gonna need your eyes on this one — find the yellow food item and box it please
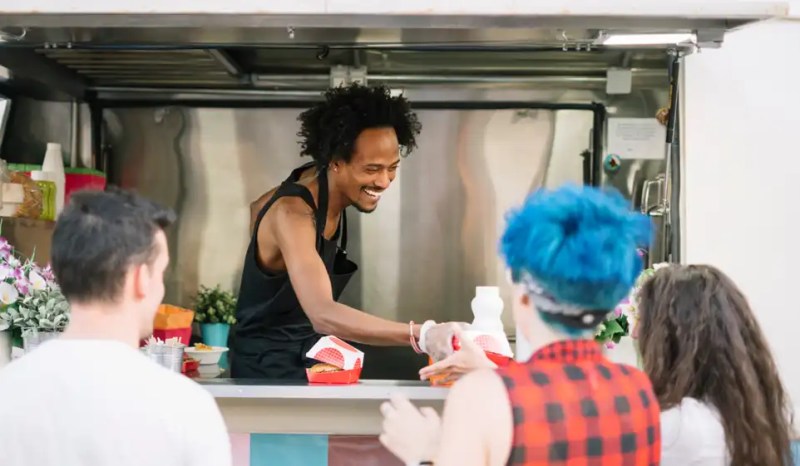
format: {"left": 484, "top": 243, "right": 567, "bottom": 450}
{"left": 194, "top": 343, "right": 213, "bottom": 351}
{"left": 309, "top": 363, "right": 341, "bottom": 373}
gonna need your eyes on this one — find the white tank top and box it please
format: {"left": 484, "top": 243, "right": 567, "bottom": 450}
{"left": 660, "top": 397, "right": 728, "bottom": 466}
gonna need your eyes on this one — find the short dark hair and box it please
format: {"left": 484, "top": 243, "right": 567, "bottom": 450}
{"left": 297, "top": 83, "right": 422, "bottom": 166}
{"left": 51, "top": 187, "right": 176, "bottom": 303}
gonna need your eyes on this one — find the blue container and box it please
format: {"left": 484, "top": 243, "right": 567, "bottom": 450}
{"left": 200, "top": 323, "right": 230, "bottom": 348}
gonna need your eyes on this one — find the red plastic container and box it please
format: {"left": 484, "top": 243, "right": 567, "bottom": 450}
{"left": 150, "top": 328, "right": 192, "bottom": 346}
{"left": 427, "top": 336, "right": 513, "bottom": 386}
{"left": 64, "top": 168, "right": 106, "bottom": 204}
{"left": 7, "top": 164, "right": 106, "bottom": 207}
{"left": 306, "top": 359, "right": 363, "bottom": 385}
{"left": 305, "top": 336, "right": 364, "bottom": 385}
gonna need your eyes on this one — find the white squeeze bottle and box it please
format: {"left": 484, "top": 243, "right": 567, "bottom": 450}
{"left": 459, "top": 286, "right": 514, "bottom": 358}
{"left": 41, "top": 142, "right": 66, "bottom": 216}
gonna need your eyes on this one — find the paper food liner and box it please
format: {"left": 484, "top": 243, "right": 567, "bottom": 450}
{"left": 306, "top": 336, "right": 364, "bottom": 370}
{"left": 459, "top": 331, "right": 514, "bottom": 358}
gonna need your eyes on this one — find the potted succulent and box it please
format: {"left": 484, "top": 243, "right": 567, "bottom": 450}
{"left": 9, "top": 287, "right": 70, "bottom": 351}
{"left": 193, "top": 285, "right": 237, "bottom": 348}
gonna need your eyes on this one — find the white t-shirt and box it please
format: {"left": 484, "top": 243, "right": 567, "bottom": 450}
{"left": 0, "top": 339, "right": 232, "bottom": 466}
{"left": 660, "top": 397, "right": 728, "bottom": 466}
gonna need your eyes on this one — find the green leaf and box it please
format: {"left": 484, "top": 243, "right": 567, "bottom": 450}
{"left": 604, "top": 319, "right": 624, "bottom": 334}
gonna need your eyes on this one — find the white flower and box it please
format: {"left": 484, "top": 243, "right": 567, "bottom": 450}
{"left": 0, "top": 281, "right": 19, "bottom": 305}
{"left": 28, "top": 270, "right": 47, "bottom": 291}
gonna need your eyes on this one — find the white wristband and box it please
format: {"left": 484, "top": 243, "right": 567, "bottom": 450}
{"left": 417, "top": 320, "right": 437, "bottom": 354}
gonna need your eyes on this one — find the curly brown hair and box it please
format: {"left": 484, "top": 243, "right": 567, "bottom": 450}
{"left": 637, "top": 264, "right": 793, "bottom": 465}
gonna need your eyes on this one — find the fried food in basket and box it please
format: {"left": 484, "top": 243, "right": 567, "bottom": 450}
{"left": 309, "top": 363, "right": 342, "bottom": 373}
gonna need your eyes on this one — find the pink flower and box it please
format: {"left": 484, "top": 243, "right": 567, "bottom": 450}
{"left": 605, "top": 342, "right": 616, "bottom": 349}
{"left": 41, "top": 264, "right": 55, "bottom": 282}
{"left": 15, "top": 278, "right": 30, "bottom": 296}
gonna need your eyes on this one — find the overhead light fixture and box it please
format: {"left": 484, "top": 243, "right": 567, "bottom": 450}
{"left": 595, "top": 33, "right": 696, "bottom": 46}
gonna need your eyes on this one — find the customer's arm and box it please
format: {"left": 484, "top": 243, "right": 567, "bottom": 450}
{"left": 380, "top": 369, "right": 512, "bottom": 466}
{"left": 434, "top": 370, "right": 512, "bottom": 466}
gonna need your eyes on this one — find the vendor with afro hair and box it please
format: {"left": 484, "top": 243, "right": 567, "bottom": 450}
{"left": 231, "top": 84, "right": 459, "bottom": 379}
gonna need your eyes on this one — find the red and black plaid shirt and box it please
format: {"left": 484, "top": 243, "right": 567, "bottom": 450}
{"left": 497, "top": 339, "right": 660, "bottom": 465}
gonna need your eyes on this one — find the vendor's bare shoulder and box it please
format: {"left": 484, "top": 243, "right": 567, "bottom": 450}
{"left": 248, "top": 165, "right": 317, "bottom": 232}
{"left": 248, "top": 165, "right": 324, "bottom": 272}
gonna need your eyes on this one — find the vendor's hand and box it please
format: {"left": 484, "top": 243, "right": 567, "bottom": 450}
{"left": 422, "top": 322, "right": 469, "bottom": 361}
{"left": 379, "top": 393, "right": 441, "bottom": 465}
{"left": 419, "top": 326, "right": 496, "bottom": 385}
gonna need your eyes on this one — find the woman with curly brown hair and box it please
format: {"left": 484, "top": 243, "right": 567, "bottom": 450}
{"left": 636, "top": 264, "right": 794, "bottom": 465}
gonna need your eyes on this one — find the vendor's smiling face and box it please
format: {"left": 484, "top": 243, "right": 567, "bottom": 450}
{"left": 330, "top": 127, "right": 400, "bottom": 213}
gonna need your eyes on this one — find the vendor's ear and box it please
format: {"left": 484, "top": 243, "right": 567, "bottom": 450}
{"left": 330, "top": 159, "right": 345, "bottom": 173}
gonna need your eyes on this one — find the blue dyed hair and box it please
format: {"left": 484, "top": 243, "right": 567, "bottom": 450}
{"left": 500, "top": 184, "right": 652, "bottom": 311}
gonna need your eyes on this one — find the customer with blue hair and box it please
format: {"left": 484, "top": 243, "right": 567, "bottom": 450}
{"left": 379, "top": 184, "right": 661, "bottom": 466}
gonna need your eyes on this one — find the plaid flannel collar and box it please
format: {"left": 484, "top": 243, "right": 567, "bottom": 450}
{"left": 529, "top": 339, "right": 603, "bottom": 364}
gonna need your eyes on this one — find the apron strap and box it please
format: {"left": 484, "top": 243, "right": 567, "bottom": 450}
{"left": 252, "top": 164, "right": 327, "bottom": 255}
{"left": 315, "top": 168, "right": 330, "bottom": 252}
{"left": 339, "top": 210, "right": 348, "bottom": 252}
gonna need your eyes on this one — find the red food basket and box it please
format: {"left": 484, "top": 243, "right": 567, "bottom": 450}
{"left": 305, "top": 336, "right": 364, "bottom": 385}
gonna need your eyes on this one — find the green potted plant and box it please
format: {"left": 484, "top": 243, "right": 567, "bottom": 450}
{"left": 6, "top": 286, "right": 70, "bottom": 352}
{"left": 193, "top": 285, "right": 237, "bottom": 348}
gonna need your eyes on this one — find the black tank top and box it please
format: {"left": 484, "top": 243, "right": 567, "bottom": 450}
{"left": 230, "top": 163, "right": 358, "bottom": 379}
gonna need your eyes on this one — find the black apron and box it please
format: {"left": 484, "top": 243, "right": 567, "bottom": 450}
{"left": 230, "top": 163, "right": 358, "bottom": 379}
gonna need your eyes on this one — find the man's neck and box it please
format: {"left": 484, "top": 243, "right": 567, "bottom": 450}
{"left": 319, "top": 168, "right": 350, "bottom": 217}
{"left": 60, "top": 302, "right": 142, "bottom": 348}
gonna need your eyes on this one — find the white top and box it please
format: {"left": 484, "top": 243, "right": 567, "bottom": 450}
{"left": 0, "top": 339, "right": 232, "bottom": 466}
{"left": 660, "top": 397, "right": 728, "bottom": 466}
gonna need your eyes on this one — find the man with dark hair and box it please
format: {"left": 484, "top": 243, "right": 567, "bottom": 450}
{"left": 0, "top": 188, "right": 232, "bottom": 466}
{"left": 232, "top": 84, "right": 457, "bottom": 379}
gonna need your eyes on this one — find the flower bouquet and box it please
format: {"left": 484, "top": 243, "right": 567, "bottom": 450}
{"left": 595, "top": 262, "right": 667, "bottom": 348}
{"left": 0, "top": 236, "right": 68, "bottom": 351}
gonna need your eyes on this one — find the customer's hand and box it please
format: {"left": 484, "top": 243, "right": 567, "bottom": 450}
{"left": 421, "top": 322, "right": 469, "bottom": 362}
{"left": 419, "top": 326, "right": 496, "bottom": 385}
{"left": 379, "top": 393, "right": 441, "bottom": 465}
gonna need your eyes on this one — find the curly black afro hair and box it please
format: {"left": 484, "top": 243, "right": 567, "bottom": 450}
{"left": 297, "top": 84, "right": 422, "bottom": 166}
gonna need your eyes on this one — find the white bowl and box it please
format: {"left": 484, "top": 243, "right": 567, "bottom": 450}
{"left": 184, "top": 346, "right": 229, "bottom": 365}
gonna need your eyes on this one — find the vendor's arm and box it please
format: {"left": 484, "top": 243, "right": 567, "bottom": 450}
{"left": 271, "top": 197, "right": 417, "bottom": 345}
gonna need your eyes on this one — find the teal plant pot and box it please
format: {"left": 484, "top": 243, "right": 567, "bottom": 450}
{"left": 200, "top": 323, "right": 230, "bottom": 369}
{"left": 200, "top": 323, "right": 230, "bottom": 348}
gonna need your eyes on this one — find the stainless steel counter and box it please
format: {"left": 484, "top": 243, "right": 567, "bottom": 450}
{"left": 198, "top": 378, "right": 449, "bottom": 401}
{"left": 195, "top": 378, "right": 449, "bottom": 434}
